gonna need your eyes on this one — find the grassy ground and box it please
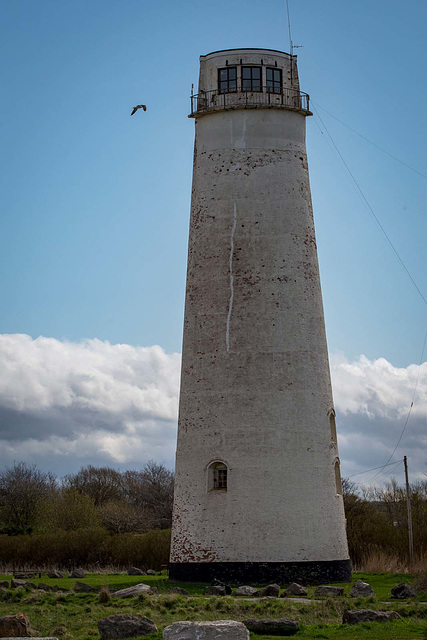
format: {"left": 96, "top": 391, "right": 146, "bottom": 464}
{"left": 0, "top": 572, "right": 425, "bottom": 639}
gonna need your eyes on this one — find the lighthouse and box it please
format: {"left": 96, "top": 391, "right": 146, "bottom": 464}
{"left": 169, "top": 48, "right": 350, "bottom": 584}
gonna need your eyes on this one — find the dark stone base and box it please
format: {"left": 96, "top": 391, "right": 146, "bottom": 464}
{"left": 169, "top": 559, "right": 351, "bottom": 585}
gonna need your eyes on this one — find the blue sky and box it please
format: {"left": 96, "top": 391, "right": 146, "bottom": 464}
{"left": 0, "top": 0, "right": 426, "bottom": 479}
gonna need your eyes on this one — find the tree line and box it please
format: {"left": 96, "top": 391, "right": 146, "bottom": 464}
{"left": 0, "top": 461, "right": 426, "bottom": 569}
{"left": 0, "top": 461, "right": 173, "bottom": 537}
{"left": 342, "top": 477, "right": 427, "bottom": 567}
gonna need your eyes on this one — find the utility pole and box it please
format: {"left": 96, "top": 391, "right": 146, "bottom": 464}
{"left": 403, "top": 456, "right": 414, "bottom": 565}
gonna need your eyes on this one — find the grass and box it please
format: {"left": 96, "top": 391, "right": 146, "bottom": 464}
{"left": 0, "top": 572, "right": 425, "bottom": 639}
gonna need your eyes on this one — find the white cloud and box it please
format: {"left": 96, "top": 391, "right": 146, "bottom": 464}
{"left": 330, "top": 353, "right": 427, "bottom": 483}
{"left": 0, "top": 334, "right": 181, "bottom": 473}
{"left": 0, "top": 334, "right": 425, "bottom": 483}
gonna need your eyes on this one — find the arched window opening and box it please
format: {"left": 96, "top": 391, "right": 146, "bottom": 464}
{"left": 335, "top": 459, "right": 342, "bottom": 496}
{"left": 329, "top": 411, "right": 337, "bottom": 445}
{"left": 207, "top": 461, "right": 228, "bottom": 492}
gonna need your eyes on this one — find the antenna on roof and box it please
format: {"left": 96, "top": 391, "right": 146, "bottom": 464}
{"left": 286, "top": 0, "right": 303, "bottom": 57}
{"left": 286, "top": 0, "right": 293, "bottom": 56}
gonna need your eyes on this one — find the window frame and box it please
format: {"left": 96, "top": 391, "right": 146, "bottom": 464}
{"left": 266, "top": 67, "right": 282, "bottom": 94}
{"left": 207, "top": 460, "right": 228, "bottom": 492}
{"left": 218, "top": 67, "right": 237, "bottom": 94}
{"left": 241, "top": 65, "right": 263, "bottom": 92}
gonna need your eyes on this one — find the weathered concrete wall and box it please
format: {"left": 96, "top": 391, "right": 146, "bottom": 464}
{"left": 170, "top": 49, "right": 349, "bottom": 573}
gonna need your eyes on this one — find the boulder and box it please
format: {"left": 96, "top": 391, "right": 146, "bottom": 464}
{"left": 13, "top": 572, "right": 35, "bottom": 580}
{"left": 233, "top": 586, "right": 258, "bottom": 597}
{"left": 282, "top": 583, "right": 307, "bottom": 597}
{"left": 391, "top": 583, "right": 418, "bottom": 599}
{"left": 255, "top": 584, "right": 280, "bottom": 598}
{"left": 10, "top": 579, "right": 36, "bottom": 590}
{"left": 0, "top": 613, "right": 35, "bottom": 637}
{"left": 314, "top": 585, "right": 344, "bottom": 597}
{"left": 37, "top": 583, "right": 66, "bottom": 593}
{"left": 47, "top": 571, "right": 64, "bottom": 579}
{"left": 243, "top": 618, "right": 299, "bottom": 635}
{"left": 343, "top": 609, "right": 401, "bottom": 625}
{"left": 211, "top": 578, "right": 232, "bottom": 595}
{"left": 74, "top": 581, "right": 98, "bottom": 593}
{"left": 169, "top": 587, "right": 189, "bottom": 595}
{"left": 163, "top": 620, "right": 249, "bottom": 639}
{"left": 112, "top": 583, "right": 151, "bottom": 599}
{"left": 97, "top": 614, "right": 157, "bottom": 640}
{"left": 10, "top": 579, "right": 26, "bottom": 589}
{"left": 146, "top": 570, "right": 156, "bottom": 576}
{"left": 204, "top": 585, "right": 226, "bottom": 596}
{"left": 69, "top": 569, "right": 86, "bottom": 578}
{"left": 127, "top": 567, "right": 146, "bottom": 576}
{"left": 349, "top": 580, "right": 375, "bottom": 598}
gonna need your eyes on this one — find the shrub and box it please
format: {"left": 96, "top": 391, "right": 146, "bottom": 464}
{"left": 98, "top": 588, "right": 111, "bottom": 604}
{"left": 0, "top": 527, "right": 171, "bottom": 570}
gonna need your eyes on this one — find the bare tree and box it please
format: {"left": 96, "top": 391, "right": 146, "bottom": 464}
{"left": 123, "top": 461, "right": 174, "bottom": 529}
{"left": 63, "top": 465, "right": 123, "bottom": 506}
{"left": 0, "top": 462, "right": 56, "bottom": 535}
{"left": 98, "top": 500, "right": 152, "bottom": 534}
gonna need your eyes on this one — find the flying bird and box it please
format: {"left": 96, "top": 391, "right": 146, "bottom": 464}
{"left": 131, "top": 105, "right": 147, "bottom": 116}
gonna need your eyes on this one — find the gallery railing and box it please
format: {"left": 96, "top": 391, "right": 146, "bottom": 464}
{"left": 190, "top": 87, "right": 310, "bottom": 115}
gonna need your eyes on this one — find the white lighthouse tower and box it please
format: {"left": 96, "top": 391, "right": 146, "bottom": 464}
{"left": 170, "top": 48, "right": 350, "bottom": 584}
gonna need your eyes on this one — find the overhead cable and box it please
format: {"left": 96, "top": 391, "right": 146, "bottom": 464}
{"left": 312, "top": 105, "right": 427, "bottom": 308}
{"left": 366, "top": 325, "right": 427, "bottom": 483}
{"left": 347, "top": 459, "right": 403, "bottom": 478}
{"left": 312, "top": 101, "right": 427, "bottom": 181}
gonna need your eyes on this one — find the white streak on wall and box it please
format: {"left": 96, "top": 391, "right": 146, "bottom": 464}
{"left": 235, "top": 112, "right": 247, "bottom": 149}
{"left": 226, "top": 203, "right": 237, "bottom": 353}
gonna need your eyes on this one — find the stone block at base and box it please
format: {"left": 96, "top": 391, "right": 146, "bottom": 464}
{"left": 163, "top": 620, "right": 249, "bottom": 639}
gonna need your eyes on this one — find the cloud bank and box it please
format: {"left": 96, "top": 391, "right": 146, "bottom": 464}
{"left": 0, "top": 334, "right": 181, "bottom": 473}
{"left": 330, "top": 353, "right": 427, "bottom": 483}
{"left": 0, "top": 334, "right": 425, "bottom": 482}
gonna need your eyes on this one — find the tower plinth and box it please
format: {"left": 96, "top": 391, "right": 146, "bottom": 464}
{"left": 170, "top": 48, "right": 351, "bottom": 584}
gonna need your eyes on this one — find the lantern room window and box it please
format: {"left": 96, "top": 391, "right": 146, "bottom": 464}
{"left": 266, "top": 67, "right": 282, "bottom": 94}
{"left": 242, "top": 66, "right": 262, "bottom": 92}
{"left": 218, "top": 67, "right": 237, "bottom": 94}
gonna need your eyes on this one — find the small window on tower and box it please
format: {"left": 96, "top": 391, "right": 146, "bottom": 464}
{"left": 329, "top": 411, "right": 337, "bottom": 445}
{"left": 207, "top": 461, "right": 228, "bottom": 491}
{"left": 218, "top": 67, "right": 237, "bottom": 94}
{"left": 242, "top": 66, "right": 262, "bottom": 92}
{"left": 266, "top": 67, "right": 282, "bottom": 94}
{"left": 335, "top": 459, "right": 343, "bottom": 495}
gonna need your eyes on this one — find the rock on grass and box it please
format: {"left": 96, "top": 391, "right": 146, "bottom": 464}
{"left": 343, "top": 609, "right": 401, "bottom": 625}
{"left": 112, "top": 583, "right": 151, "bottom": 599}
{"left": 314, "top": 585, "right": 344, "bottom": 597}
{"left": 0, "top": 613, "right": 36, "bottom": 637}
{"left": 97, "top": 614, "right": 157, "bottom": 639}
{"left": 391, "top": 583, "right": 418, "bottom": 598}
{"left": 163, "top": 620, "right": 249, "bottom": 639}
{"left": 349, "top": 580, "right": 375, "bottom": 597}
